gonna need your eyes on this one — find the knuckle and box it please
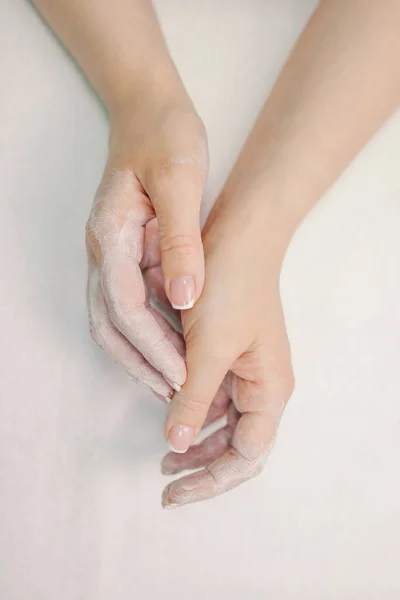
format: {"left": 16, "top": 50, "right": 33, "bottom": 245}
{"left": 85, "top": 205, "right": 102, "bottom": 235}
{"left": 109, "top": 305, "right": 147, "bottom": 341}
{"left": 265, "top": 369, "right": 295, "bottom": 408}
{"left": 150, "top": 158, "right": 204, "bottom": 196}
{"left": 183, "top": 313, "right": 203, "bottom": 346}
{"left": 109, "top": 305, "right": 131, "bottom": 332}
{"left": 230, "top": 447, "right": 264, "bottom": 479}
{"left": 252, "top": 461, "right": 264, "bottom": 478}
{"left": 176, "top": 389, "right": 210, "bottom": 416}
{"left": 259, "top": 347, "right": 295, "bottom": 408}
{"left": 85, "top": 212, "right": 105, "bottom": 260}
{"left": 105, "top": 284, "right": 145, "bottom": 334}
{"left": 85, "top": 217, "right": 95, "bottom": 245}
{"left": 277, "top": 368, "right": 295, "bottom": 401}
{"left": 159, "top": 233, "right": 200, "bottom": 257}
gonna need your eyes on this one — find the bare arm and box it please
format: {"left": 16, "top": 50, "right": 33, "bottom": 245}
{"left": 217, "top": 0, "right": 400, "bottom": 243}
{"left": 32, "top": 0, "right": 181, "bottom": 112}
{"left": 33, "top": 0, "right": 208, "bottom": 397}
{"left": 163, "top": 0, "right": 400, "bottom": 506}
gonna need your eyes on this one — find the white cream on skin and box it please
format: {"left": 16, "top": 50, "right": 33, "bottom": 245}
{"left": 161, "top": 374, "right": 285, "bottom": 507}
{"left": 86, "top": 169, "right": 186, "bottom": 394}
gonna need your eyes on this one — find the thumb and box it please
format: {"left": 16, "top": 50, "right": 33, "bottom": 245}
{"left": 165, "top": 334, "right": 233, "bottom": 453}
{"left": 146, "top": 164, "right": 205, "bottom": 310}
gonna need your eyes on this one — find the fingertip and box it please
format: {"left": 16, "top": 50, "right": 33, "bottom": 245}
{"left": 171, "top": 300, "right": 195, "bottom": 311}
{"left": 161, "top": 473, "right": 203, "bottom": 508}
{"left": 153, "top": 392, "right": 172, "bottom": 404}
{"left": 161, "top": 484, "right": 178, "bottom": 509}
{"left": 169, "top": 381, "right": 182, "bottom": 393}
{"left": 160, "top": 455, "right": 174, "bottom": 475}
{"left": 162, "top": 363, "right": 186, "bottom": 395}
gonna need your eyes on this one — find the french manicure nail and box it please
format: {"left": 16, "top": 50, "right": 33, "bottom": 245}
{"left": 170, "top": 276, "right": 195, "bottom": 310}
{"left": 162, "top": 485, "right": 177, "bottom": 509}
{"left": 163, "top": 502, "right": 178, "bottom": 510}
{"left": 168, "top": 425, "right": 196, "bottom": 453}
{"left": 164, "top": 378, "right": 181, "bottom": 393}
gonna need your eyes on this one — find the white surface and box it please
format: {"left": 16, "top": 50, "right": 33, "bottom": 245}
{"left": 1, "top": 1, "right": 400, "bottom": 598}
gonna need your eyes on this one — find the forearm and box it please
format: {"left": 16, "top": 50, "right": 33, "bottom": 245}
{"left": 32, "top": 0, "right": 182, "bottom": 113}
{"left": 215, "top": 0, "right": 400, "bottom": 253}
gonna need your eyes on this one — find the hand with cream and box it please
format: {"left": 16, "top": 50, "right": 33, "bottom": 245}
{"left": 34, "top": 0, "right": 207, "bottom": 396}
{"left": 86, "top": 96, "right": 207, "bottom": 397}
{"left": 162, "top": 0, "right": 400, "bottom": 506}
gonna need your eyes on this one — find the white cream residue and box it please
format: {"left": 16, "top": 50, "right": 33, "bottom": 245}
{"left": 86, "top": 169, "right": 186, "bottom": 393}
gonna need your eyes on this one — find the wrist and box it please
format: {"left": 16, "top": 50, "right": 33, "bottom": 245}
{"left": 108, "top": 72, "right": 196, "bottom": 134}
{"left": 105, "top": 54, "right": 186, "bottom": 118}
{"left": 104, "top": 79, "right": 207, "bottom": 182}
{"left": 202, "top": 202, "right": 285, "bottom": 291}
{"left": 205, "top": 181, "right": 301, "bottom": 277}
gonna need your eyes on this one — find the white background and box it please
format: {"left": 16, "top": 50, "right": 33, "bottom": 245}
{"left": 1, "top": 1, "right": 400, "bottom": 598}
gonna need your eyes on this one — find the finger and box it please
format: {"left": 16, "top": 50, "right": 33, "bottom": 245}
{"left": 147, "top": 306, "right": 185, "bottom": 359}
{"left": 161, "top": 411, "right": 275, "bottom": 508}
{"left": 157, "top": 380, "right": 229, "bottom": 431}
{"left": 144, "top": 266, "right": 182, "bottom": 333}
{"left": 107, "top": 288, "right": 186, "bottom": 390}
{"left": 231, "top": 338, "right": 295, "bottom": 422}
{"left": 162, "top": 364, "right": 292, "bottom": 507}
{"left": 161, "top": 426, "right": 232, "bottom": 475}
{"left": 140, "top": 217, "right": 161, "bottom": 270}
{"left": 146, "top": 304, "right": 185, "bottom": 403}
{"left": 87, "top": 172, "right": 187, "bottom": 390}
{"left": 161, "top": 402, "right": 238, "bottom": 474}
{"left": 144, "top": 163, "right": 205, "bottom": 310}
{"left": 202, "top": 384, "right": 231, "bottom": 428}
{"left": 87, "top": 260, "right": 173, "bottom": 398}
{"left": 164, "top": 334, "right": 235, "bottom": 453}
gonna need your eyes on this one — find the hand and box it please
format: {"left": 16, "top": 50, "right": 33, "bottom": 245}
{"left": 159, "top": 0, "right": 400, "bottom": 506}
{"left": 161, "top": 197, "right": 295, "bottom": 507}
{"left": 86, "top": 89, "right": 208, "bottom": 397}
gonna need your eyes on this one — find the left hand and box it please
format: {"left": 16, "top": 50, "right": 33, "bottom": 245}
{"left": 86, "top": 91, "right": 208, "bottom": 398}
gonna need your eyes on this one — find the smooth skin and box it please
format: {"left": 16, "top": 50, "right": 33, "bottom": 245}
{"left": 162, "top": 0, "right": 400, "bottom": 506}
{"left": 33, "top": 0, "right": 400, "bottom": 506}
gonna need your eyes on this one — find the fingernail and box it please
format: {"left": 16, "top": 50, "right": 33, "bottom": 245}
{"left": 164, "top": 379, "right": 181, "bottom": 393}
{"left": 168, "top": 425, "right": 196, "bottom": 453}
{"left": 162, "top": 485, "right": 178, "bottom": 509}
{"left": 164, "top": 376, "right": 182, "bottom": 393}
{"left": 170, "top": 276, "right": 195, "bottom": 310}
{"left": 163, "top": 502, "right": 178, "bottom": 510}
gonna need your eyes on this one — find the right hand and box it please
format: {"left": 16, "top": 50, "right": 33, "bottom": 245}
{"left": 161, "top": 193, "right": 295, "bottom": 506}
{"left": 86, "top": 88, "right": 208, "bottom": 398}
